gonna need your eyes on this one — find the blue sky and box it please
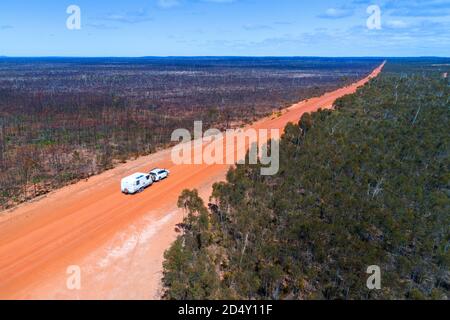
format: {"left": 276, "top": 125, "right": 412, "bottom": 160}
{"left": 0, "top": 0, "right": 449, "bottom": 56}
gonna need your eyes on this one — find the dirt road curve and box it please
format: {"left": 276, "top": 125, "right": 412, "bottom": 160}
{"left": 0, "top": 63, "right": 384, "bottom": 299}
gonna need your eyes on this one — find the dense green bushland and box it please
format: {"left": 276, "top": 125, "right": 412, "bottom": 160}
{"left": 162, "top": 61, "right": 450, "bottom": 300}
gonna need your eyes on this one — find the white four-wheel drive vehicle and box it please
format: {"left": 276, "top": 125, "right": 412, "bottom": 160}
{"left": 121, "top": 172, "right": 153, "bottom": 194}
{"left": 149, "top": 168, "right": 170, "bottom": 182}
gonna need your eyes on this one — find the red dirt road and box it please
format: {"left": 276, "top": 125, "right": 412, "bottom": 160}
{"left": 0, "top": 63, "right": 384, "bottom": 299}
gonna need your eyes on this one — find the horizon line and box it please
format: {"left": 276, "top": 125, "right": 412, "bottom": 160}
{"left": 0, "top": 55, "right": 449, "bottom": 59}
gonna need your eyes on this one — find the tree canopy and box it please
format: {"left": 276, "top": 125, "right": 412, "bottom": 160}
{"left": 162, "top": 61, "right": 450, "bottom": 300}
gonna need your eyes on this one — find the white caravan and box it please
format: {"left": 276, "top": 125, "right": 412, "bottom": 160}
{"left": 121, "top": 172, "right": 153, "bottom": 194}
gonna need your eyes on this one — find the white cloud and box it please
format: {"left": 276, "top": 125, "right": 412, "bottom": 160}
{"left": 318, "top": 8, "right": 354, "bottom": 19}
{"left": 386, "top": 20, "right": 410, "bottom": 29}
{"left": 243, "top": 24, "right": 272, "bottom": 31}
{"left": 102, "top": 9, "right": 152, "bottom": 24}
{"left": 201, "top": 0, "right": 236, "bottom": 3}
{"left": 157, "top": 0, "right": 181, "bottom": 8}
{"left": 156, "top": 0, "right": 236, "bottom": 9}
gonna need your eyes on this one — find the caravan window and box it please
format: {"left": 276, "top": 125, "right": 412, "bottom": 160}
{"left": 136, "top": 180, "right": 140, "bottom": 186}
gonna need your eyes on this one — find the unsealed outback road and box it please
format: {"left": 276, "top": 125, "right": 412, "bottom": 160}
{"left": 0, "top": 63, "right": 384, "bottom": 299}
